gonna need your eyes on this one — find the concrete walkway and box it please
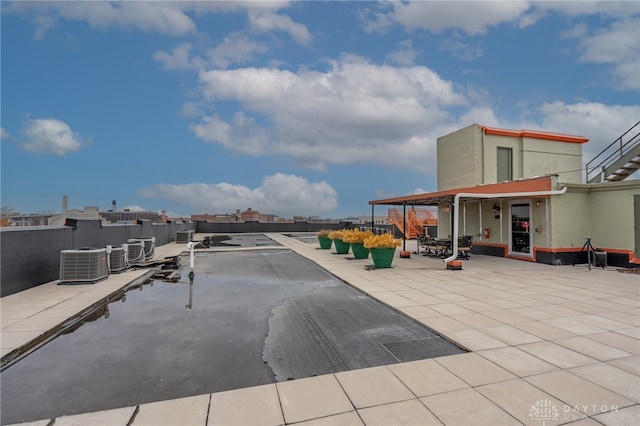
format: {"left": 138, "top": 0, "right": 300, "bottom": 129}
{"left": 2, "top": 233, "right": 639, "bottom": 426}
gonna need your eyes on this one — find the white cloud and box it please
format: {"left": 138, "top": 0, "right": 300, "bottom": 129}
{"left": 10, "top": 1, "right": 303, "bottom": 40}
{"left": 192, "top": 55, "right": 468, "bottom": 173}
{"left": 20, "top": 118, "right": 88, "bottom": 155}
{"left": 11, "top": 1, "right": 197, "bottom": 38}
{"left": 180, "top": 101, "right": 202, "bottom": 118}
{"left": 573, "top": 18, "right": 640, "bottom": 90}
{"left": 439, "top": 35, "right": 484, "bottom": 61}
{"left": 189, "top": 114, "right": 233, "bottom": 146}
{"left": 0, "top": 128, "right": 10, "bottom": 140}
{"left": 386, "top": 39, "right": 419, "bottom": 66}
{"left": 534, "top": 1, "right": 639, "bottom": 19}
{"left": 155, "top": 35, "right": 269, "bottom": 71}
{"left": 374, "top": 1, "right": 639, "bottom": 90}
{"left": 530, "top": 101, "right": 640, "bottom": 168}
{"left": 206, "top": 33, "right": 269, "bottom": 69}
{"left": 137, "top": 173, "right": 338, "bottom": 217}
{"left": 248, "top": 10, "right": 312, "bottom": 45}
{"left": 153, "top": 43, "right": 204, "bottom": 71}
{"left": 386, "top": 1, "right": 530, "bottom": 35}
{"left": 373, "top": 1, "right": 638, "bottom": 36}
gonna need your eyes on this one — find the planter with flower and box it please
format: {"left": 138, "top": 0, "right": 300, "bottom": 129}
{"left": 317, "top": 229, "right": 333, "bottom": 249}
{"left": 342, "top": 228, "right": 374, "bottom": 259}
{"left": 363, "top": 233, "right": 402, "bottom": 268}
{"left": 328, "top": 229, "right": 350, "bottom": 254}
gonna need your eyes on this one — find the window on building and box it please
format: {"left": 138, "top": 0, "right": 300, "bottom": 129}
{"left": 497, "top": 147, "right": 513, "bottom": 182}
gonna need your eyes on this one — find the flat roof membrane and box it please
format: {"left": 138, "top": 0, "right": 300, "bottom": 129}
{"left": 0, "top": 249, "right": 464, "bottom": 424}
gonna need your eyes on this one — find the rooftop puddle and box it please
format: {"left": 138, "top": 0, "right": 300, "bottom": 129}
{"left": 1, "top": 248, "right": 464, "bottom": 425}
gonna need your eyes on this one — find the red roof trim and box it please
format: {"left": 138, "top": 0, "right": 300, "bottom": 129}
{"left": 478, "top": 125, "right": 589, "bottom": 144}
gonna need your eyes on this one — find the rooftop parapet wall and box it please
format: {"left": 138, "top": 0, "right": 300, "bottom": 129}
{"left": 0, "top": 220, "right": 371, "bottom": 297}
{"left": 0, "top": 220, "right": 195, "bottom": 297}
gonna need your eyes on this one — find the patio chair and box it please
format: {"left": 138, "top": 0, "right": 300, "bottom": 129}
{"left": 416, "top": 233, "right": 428, "bottom": 255}
{"left": 457, "top": 235, "right": 473, "bottom": 259}
{"left": 425, "top": 237, "right": 448, "bottom": 257}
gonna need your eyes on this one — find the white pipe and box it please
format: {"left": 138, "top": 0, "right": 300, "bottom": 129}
{"left": 105, "top": 245, "right": 112, "bottom": 275}
{"left": 479, "top": 202, "right": 483, "bottom": 241}
{"left": 545, "top": 199, "right": 550, "bottom": 247}
{"left": 462, "top": 201, "right": 466, "bottom": 236}
{"left": 187, "top": 242, "right": 195, "bottom": 270}
{"left": 499, "top": 199, "right": 504, "bottom": 243}
{"left": 443, "top": 187, "right": 568, "bottom": 264}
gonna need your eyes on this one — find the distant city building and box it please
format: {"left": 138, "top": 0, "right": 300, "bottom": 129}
{"left": 192, "top": 208, "right": 277, "bottom": 222}
{"left": 101, "top": 210, "right": 163, "bottom": 224}
{"left": 48, "top": 206, "right": 104, "bottom": 226}
{"left": 4, "top": 213, "right": 54, "bottom": 227}
{"left": 357, "top": 215, "right": 387, "bottom": 225}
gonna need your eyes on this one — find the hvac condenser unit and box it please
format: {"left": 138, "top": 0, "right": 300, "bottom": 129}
{"left": 128, "top": 238, "right": 155, "bottom": 260}
{"left": 108, "top": 246, "right": 127, "bottom": 272}
{"left": 125, "top": 242, "right": 145, "bottom": 264}
{"left": 59, "top": 248, "right": 110, "bottom": 284}
{"left": 176, "top": 230, "right": 194, "bottom": 243}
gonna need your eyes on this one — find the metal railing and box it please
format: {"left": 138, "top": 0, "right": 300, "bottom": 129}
{"left": 586, "top": 120, "right": 640, "bottom": 183}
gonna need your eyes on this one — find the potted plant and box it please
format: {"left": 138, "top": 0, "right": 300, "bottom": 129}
{"left": 363, "top": 233, "right": 401, "bottom": 268}
{"left": 342, "top": 228, "right": 373, "bottom": 259}
{"left": 328, "top": 229, "right": 350, "bottom": 254}
{"left": 317, "top": 229, "right": 333, "bottom": 249}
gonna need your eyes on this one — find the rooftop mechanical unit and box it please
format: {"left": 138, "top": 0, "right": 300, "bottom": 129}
{"left": 59, "top": 248, "right": 110, "bottom": 284}
{"left": 125, "top": 242, "right": 145, "bottom": 264}
{"left": 128, "top": 238, "right": 155, "bottom": 261}
{"left": 108, "top": 246, "right": 127, "bottom": 273}
{"left": 176, "top": 230, "right": 194, "bottom": 244}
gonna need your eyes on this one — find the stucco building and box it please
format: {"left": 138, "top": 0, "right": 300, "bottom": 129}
{"left": 370, "top": 123, "right": 640, "bottom": 267}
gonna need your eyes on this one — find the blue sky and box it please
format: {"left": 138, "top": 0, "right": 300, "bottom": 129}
{"left": 2, "top": 1, "right": 639, "bottom": 219}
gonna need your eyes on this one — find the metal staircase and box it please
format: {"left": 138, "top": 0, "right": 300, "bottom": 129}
{"left": 586, "top": 120, "right": 640, "bottom": 183}
{"left": 388, "top": 208, "right": 437, "bottom": 239}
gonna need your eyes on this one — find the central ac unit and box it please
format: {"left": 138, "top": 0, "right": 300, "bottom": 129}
{"left": 128, "top": 238, "right": 155, "bottom": 261}
{"left": 108, "top": 246, "right": 127, "bottom": 272}
{"left": 176, "top": 230, "right": 194, "bottom": 243}
{"left": 60, "top": 248, "right": 110, "bottom": 284}
{"left": 125, "top": 242, "right": 144, "bottom": 264}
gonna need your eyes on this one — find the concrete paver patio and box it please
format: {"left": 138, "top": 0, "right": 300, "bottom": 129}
{"left": 2, "top": 233, "right": 638, "bottom": 425}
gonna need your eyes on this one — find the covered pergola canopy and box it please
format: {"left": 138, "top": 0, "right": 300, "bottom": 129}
{"left": 369, "top": 175, "right": 555, "bottom": 207}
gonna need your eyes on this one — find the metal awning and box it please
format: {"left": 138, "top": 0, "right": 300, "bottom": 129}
{"left": 369, "top": 175, "right": 556, "bottom": 207}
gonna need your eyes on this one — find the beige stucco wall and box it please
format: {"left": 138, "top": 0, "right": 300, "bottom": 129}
{"left": 437, "top": 125, "right": 585, "bottom": 190}
{"left": 586, "top": 183, "right": 640, "bottom": 250}
{"left": 481, "top": 134, "right": 523, "bottom": 183}
{"left": 549, "top": 190, "right": 591, "bottom": 249}
{"left": 437, "top": 203, "right": 451, "bottom": 238}
{"left": 461, "top": 200, "right": 482, "bottom": 239}
{"left": 522, "top": 138, "right": 583, "bottom": 184}
{"left": 550, "top": 181, "right": 640, "bottom": 250}
{"left": 437, "top": 124, "right": 482, "bottom": 190}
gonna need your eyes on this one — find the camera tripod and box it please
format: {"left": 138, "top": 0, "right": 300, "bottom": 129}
{"left": 572, "top": 238, "right": 604, "bottom": 270}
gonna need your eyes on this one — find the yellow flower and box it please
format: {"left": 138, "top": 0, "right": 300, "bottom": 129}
{"left": 363, "top": 233, "right": 401, "bottom": 249}
{"left": 317, "top": 229, "right": 331, "bottom": 238}
{"left": 328, "top": 229, "right": 348, "bottom": 240}
{"left": 342, "top": 228, "right": 374, "bottom": 244}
